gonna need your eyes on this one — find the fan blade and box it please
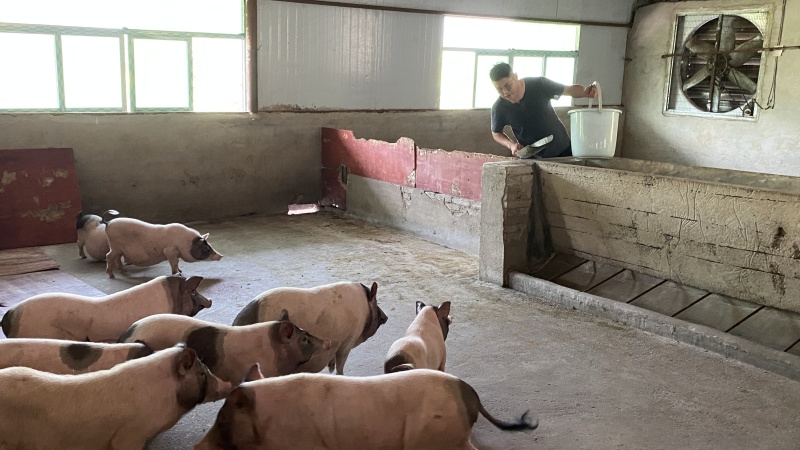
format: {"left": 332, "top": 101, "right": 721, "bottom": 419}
{"left": 685, "top": 37, "right": 715, "bottom": 59}
{"left": 683, "top": 66, "right": 711, "bottom": 91}
{"left": 727, "top": 67, "right": 757, "bottom": 94}
{"left": 718, "top": 15, "right": 737, "bottom": 52}
{"left": 729, "top": 36, "right": 763, "bottom": 67}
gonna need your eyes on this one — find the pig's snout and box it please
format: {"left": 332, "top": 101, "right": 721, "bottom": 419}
{"left": 203, "top": 369, "right": 233, "bottom": 403}
{"left": 208, "top": 252, "right": 223, "bottom": 262}
{"left": 199, "top": 296, "right": 213, "bottom": 309}
{"left": 379, "top": 309, "right": 388, "bottom": 325}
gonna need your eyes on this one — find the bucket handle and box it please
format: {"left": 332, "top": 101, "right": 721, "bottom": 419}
{"left": 587, "top": 81, "right": 603, "bottom": 113}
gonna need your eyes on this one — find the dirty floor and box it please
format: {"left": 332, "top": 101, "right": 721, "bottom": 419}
{"left": 41, "top": 212, "right": 800, "bottom": 450}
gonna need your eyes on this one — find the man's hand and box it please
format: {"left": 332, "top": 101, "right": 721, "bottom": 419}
{"left": 563, "top": 84, "right": 597, "bottom": 99}
{"left": 509, "top": 142, "right": 524, "bottom": 155}
{"left": 583, "top": 84, "right": 598, "bottom": 98}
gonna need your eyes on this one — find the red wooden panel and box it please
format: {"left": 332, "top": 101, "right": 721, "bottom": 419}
{"left": 321, "top": 128, "right": 416, "bottom": 209}
{"left": 0, "top": 148, "right": 82, "bottom": 250}
{"left": 416, "top": 148, "right": 514, "bottom": 201}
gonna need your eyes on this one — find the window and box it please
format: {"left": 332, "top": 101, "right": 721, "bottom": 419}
{"left": 665, "top": 11, "right": 767, "bottom": 119}
{"left": 439, "top": 16, "right": 579, "bottom": 109}
{"left": 0, "top": 0, "right": 245, "bottom": 112}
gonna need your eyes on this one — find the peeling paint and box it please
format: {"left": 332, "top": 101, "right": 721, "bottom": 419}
{"left": 33, "top": 196, "right": 40, "bottom": 205}
{"left": 1, "top": 171, "right": 16, "bottom": 186}
{"left": 54, "top": 169, "right": 69, "bottom": 178}
{"left": 41, "top": 177, "right": 55, "bottom": 188}
{"left": 450, "top": 181, "right": 462, "bottom": 197}
{"left": 20, "top": 201, "right": 71, "bottom": 222}
{"left": 406, "top": 169, "right": 416, "bottom": 186}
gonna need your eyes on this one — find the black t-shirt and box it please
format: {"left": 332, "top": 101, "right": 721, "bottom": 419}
{"left": 491, "top": 77, "right": 570, "bottom": 158}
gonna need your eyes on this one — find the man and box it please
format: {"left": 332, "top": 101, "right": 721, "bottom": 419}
{"left": 490, "top": 62, "right": 597, "bottom": 158}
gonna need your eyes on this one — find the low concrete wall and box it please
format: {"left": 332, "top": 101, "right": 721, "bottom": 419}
{"left": 538, "top": 158, "right": 800, "bottom": 312}
{"left": 346, "top": 175, "right": 481, "bottom": 256}
{"left": 0, "top": 110, "right": 497, "bottom": 223}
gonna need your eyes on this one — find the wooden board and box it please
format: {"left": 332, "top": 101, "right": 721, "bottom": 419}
{"left": 0, "top": 148, "right": 82, "bottom": 250}
{"left": 0, "top": 247, "right": 59, "bottom": 277}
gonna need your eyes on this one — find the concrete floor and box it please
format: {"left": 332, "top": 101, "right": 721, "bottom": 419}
{"left": 43, "top": 212, "right": 800, "bottom": 450}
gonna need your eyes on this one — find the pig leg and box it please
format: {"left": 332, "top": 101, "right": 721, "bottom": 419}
{"left": 334, "top": 348, "right": 352, "bottom": 375}
{"left": 106, "top": 249, "right": 121, "bottom": 278}
{"left": 164, "top": 248, "right": 182, "bottom": 275}
{"left": 78, "top": 241, "right": 86, "bottom": 259}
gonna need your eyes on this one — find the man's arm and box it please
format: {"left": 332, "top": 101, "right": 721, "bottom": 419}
{"left": 562, "top": 84, "right": 597, "bottom": 98}
{"left": 492, "top": 131, "right": 524, "bottom": 155}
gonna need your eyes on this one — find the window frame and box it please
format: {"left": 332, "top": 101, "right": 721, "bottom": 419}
{"left": 441, "top": 48, "right": 578, "bottom": 109}
{"left": 0, "top": 22, "right": 244, "bottom": 113}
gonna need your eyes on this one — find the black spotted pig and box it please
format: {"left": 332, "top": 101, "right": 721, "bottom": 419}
{"left": 118, "top": 312, "right": 331, "bottom": 383}
{"left": 195, "top": 369, "right": 538, "bottom": 450}
{"left": 384, "top": 301, "right": 452, "bottom": 373}
{"left": 0, "top": 346, "right": 232, "bottom": 450}
{"left": 105, "top": 217, "right": 223, "bottom": 278}
{"left": 76, "top": 209, "right": 118, "bottom": 261}
{"left": 1, "top": 275, "right": 212, "bottom": 342}
{"left": 232, "top": 281, "right": 388, "bottom": 374}
{"left": 0, "top": 339, "right": 152, "bottom": 374}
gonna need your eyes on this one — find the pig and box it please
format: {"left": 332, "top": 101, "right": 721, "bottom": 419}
{"left": 384, "top": 300, "right": 452, "bottom": 373}
{"left": 0, "top": 346, "right": 234, "bottom": 450}
{"left": 194, "top": 368, "right": 538, "bottom": 450}
{"left": 2, "top": 275, "right": 212, "bottom": 342}
{"left": 76, "top": 209, "right": 118, "bottom": 261}
{"left": 232, "top": 281, "right": 388, "bottom": 374}
{"left": 0, "top": 339, "right": 152, "bottom": 374}
{"left": 105, "top": 217, "right": 223, "bottom": 278}
{"left": 118, "top": 311, "right": 331, "bottom": 383}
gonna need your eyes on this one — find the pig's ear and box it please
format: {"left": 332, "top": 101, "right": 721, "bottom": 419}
{"left": 201, "top": 233, "right": 210, "bottom": 240}
{"left": 176, "top": 348, "right": 198, "bottom": 376}
{"left": 243, "top": 364, "right": 264, "bottom": 382}
{"left": 229, "top": 387, "right": 253, "bottom": 410}
{"left": 437, "top": 301, "right": 451, "bottom": 318}
{"left": 369, "top": 282, "right": 378, "bottom": 301}
{"left": 278, "top": 309, "right": 290, "bottom": 322}
{"left": 184, "top": 276, "right": 203, "bottom": 291}
{"left": 279, "top": 322, "right": 295, "bottom": 340}
{"left": 416, "top": 301, "right": 426, "bottom": 314}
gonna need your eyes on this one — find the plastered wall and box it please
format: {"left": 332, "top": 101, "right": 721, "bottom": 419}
{"left": 623, "top": 0, "right": 800, "bottom": 177}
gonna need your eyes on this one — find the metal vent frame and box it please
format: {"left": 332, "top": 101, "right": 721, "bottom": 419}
{"left": 663, "top": 8, "right": 771, "bottom": 121}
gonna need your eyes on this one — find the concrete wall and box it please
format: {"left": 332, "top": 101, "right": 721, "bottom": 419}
{"left": 0, "top": 104, "right": 625, "bottom": 224}
{"left": 346, "top": 175, "right": 481, "bottom": 255}
{"left": 623, "top": 0, "right": 800, "bottom": 177}
{"left": 0, "top": 110, "right": 506, "bottom": 223}
{"left": 537, "top": 158, "right": 800, "bottom": 312}
{"left": 479, "top": 157, "right": 800, "bottom": 312}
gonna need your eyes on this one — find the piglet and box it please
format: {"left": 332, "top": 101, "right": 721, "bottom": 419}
{"left": 76, "top": 209, "right": 118, "bottom": 261}
{"left": 195, "top": 368, "right": 538, "bottom": 450}
{"left": 384, "top": 301, "right": 451, "bottom": 373}
{"left": 2, "top": 275, "right": 212, "bottom": 342}
{"left": 105, "top": 217, "right": 222, "bottom": 278}
{"left": 0, "top": 346, "right": 233, "bottom": 450}
{"left": 0, "top": 339, "right": 152, "bottom": 374}
{"left": 118, "top": 312, "right": 330, "bottom": 383}
{"left": 232, "top": 281, "right": 388, "bottom": 374}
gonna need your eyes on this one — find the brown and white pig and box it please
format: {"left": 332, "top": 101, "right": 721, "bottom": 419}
{"left": 0, "top": 346, "right": 234, "bottom": 450}
{"left": 0, "top": 339, "right": 152, "bottom": 374}
{"left": 105, "top": 217, "right": 223, "bottom": 278}
{"left": 232, "top": 281, "right": 388, "bottom": 374}
{"left": 118, "top": 312, "right": 331, "bottom": 383}
{"left": 194, "top": 368, "right": 538, "bottom": 450}
{"left": 1, "top": 275, "right": 212, "bottom": 342}
{"left": 76, "top": 209, "right": 118, "bottom": 261}
{"left": 384, "top": 300, "right": 452, "bottom": 373}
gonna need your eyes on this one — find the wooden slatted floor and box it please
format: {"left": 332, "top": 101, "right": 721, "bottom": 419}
{"left": 531, "top": 253, "right": 800, "bottom": 354}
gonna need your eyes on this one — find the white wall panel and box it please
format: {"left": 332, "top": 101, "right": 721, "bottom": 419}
{"left": 258, "top": 1, "right": 442, "bottom": 109}
{"left": 574, "top": 26, "right": 628, "bottom": 105}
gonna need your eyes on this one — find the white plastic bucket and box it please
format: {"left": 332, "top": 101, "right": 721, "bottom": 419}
{"left": 568, "top": 82, "right": 621, "bottom": 159}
